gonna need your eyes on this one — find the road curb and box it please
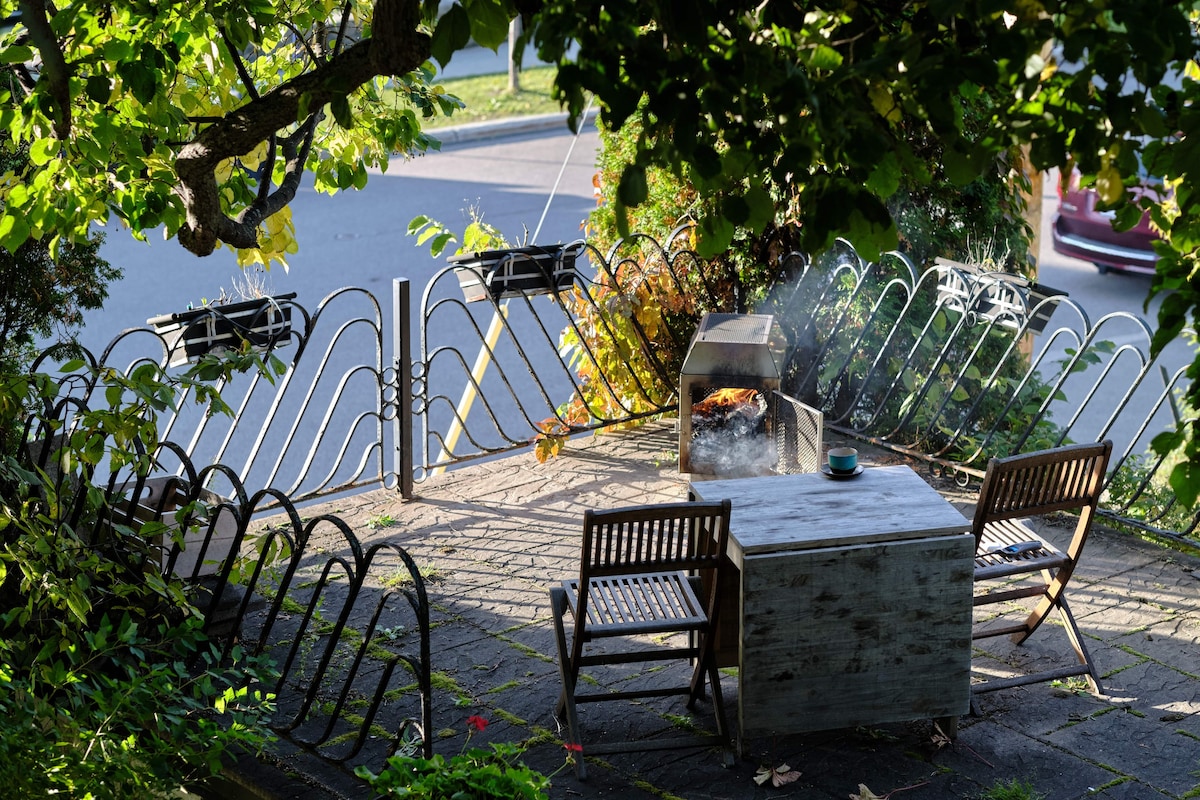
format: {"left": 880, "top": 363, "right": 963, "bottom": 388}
{"left": 429, "top": 106, "right": 599, "bottom": 146}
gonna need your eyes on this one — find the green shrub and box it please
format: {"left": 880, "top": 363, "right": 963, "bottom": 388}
{"left": 356, "top": 714, "right": 576, "bottom": 799}
{"left": 0, "top": 357, "right": 282, "bottom": 798}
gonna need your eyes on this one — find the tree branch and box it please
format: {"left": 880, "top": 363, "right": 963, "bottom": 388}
{"left": 17, "top": 0, "right": 72, "bottom": 138}
{"left": 175, "top": 0, "right": 429, "bottom": 256}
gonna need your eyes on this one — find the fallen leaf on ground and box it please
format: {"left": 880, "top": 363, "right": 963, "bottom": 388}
{"left": 849, "top": 785, "right": 884, "bottom": 800}
{"left": 754, "top": 763, "right": 801, "bottom": 787}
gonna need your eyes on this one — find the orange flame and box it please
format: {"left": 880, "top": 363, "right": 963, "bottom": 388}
{"left": 693, "top": 388, "right": 759, "bottom": 415}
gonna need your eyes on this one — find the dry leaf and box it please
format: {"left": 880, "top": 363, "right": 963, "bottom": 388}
{"left": 849, "top": 785, "right": 884, "bottom": 800}
{"left": 754, "top": 763, "right": 801, "bottom": 787}
{"left": 929, "top": 727, "right": 952, "bottom": 750}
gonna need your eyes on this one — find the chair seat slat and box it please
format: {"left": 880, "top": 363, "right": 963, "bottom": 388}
{"left": 564, "top": 572, "right": 706, "bottom": 635}
{"left": 975, "top": 518, "right": 1068, "bottom": 578}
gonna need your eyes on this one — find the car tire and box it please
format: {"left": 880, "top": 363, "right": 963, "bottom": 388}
{"left": 1095, "top": 263, "right": 1111, "bottom": 275}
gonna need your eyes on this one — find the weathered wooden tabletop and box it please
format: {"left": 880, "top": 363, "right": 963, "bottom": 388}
{"left": 690, "top": 465, "right": 970, "bottom": 565}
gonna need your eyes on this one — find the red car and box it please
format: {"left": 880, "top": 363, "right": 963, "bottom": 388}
{"left": 1050, "top": 169, "right": 1162, "bottom": 275}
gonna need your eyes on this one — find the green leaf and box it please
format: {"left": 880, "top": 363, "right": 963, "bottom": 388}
{"left": 29, "top": 138, "right": 59, "bottom": 167}
{"left": 806, "top": 44, "right": 843, "bottom": 71}
{"left": 692, "top": 144, "right": 722, "bottom": 181}
{"left": 116, "top": 61, "right": 158, "bottom": 106}
{"left": 1168, "top": 457, "right": 1200, "bottom": 509}
{"left": 0, "top": 45, "right": 34, "bottom": 64}
{"left": 297, "top": 92, "right": 313, "bottom": 122}
{"left": 721, "top": 195, "right": 749, "bottom": 226}
{"left": 743, "top": 186, "right": 775, "bottom": 232}
{"left": 696, "top": 215, "right": 735, "bottom": 258}
{"left": 330, "top": 96, "right": 354, "bottom": 130}
{"left": 942, "top": 147, "right": 981, "bottom": 186}
{"left": 617, "top": 166, "right": 648, "bottom": 207}
{"left": 428, "top": 232, "right": 455, "bottom": 257}
{"left": 865, "top": 151, "right": 901, "bottom": 197}
{"left": 466, "top": 0, "right": 511, "bottom": 50}
{"left": 0, "top": 212, "right": 29, "bottom": 252}
{"left": 85, "top": 75, "right": 112, "bottom": 104}
{"left": 430, "top": 5, "right": 472, "bottom": 68}
{"left": 103, "top": 39, "right": 132, "bottom": 62}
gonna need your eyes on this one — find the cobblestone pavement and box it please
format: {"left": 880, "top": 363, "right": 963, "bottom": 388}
{"left": 231, "top": 421, "right": 1200, "bottom": 800}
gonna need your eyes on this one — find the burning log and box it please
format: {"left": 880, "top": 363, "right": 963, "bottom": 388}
{"left": 691, "top": 388, "right": 767, "bottom": 436}
{"left": 688, "top": 388, "right": 775, "bottom": 476}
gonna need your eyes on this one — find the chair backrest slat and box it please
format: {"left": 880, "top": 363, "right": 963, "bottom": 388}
{"left": 581, "top": 500, "right": 732, "bottom": 581}
{"left": 972, "top": 441, "right": 1112, "bottom": 547}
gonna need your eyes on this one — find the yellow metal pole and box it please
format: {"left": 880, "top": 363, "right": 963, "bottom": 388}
{"left": 432, "top": 301, "right": 509, "bottom": 475}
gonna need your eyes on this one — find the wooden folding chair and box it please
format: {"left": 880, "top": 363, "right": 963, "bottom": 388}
{"left": 549, "top": 499, "right": 735, "bottom": 779}
{"left": 971, "top": 440, "right": 1113, "bottom": 695}
{"left": 772, "top": 390, "right": 823, "bottom": 474}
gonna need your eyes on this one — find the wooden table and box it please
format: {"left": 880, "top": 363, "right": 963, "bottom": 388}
{"left": 689, "top": 465, "right": 973, "bottom": 745}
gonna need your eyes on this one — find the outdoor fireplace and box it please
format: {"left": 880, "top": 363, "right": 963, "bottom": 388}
{"left": 679, "top": 313, "right": 785, "bottom": 475}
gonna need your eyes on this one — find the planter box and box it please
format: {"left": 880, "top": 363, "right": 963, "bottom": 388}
{"left": 117, "top": 477, "right": 240, "bottom": 579}
{"left": 935, "top": 259, "right": 1067, "bottom": 335}
{"left": 147, "top": 292, "right": 296, "bottom": 367}
{"left": 450, "top": 242, "right": 583, "bottom": 303}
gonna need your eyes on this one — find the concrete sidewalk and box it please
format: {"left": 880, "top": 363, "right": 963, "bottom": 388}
{"left": 239, "top": 422, "right": 1200, "bottom": 799}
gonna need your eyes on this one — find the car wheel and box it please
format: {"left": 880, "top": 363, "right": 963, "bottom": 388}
{"left": 1095, "top": 263, "right": 1111, "bottom": 275}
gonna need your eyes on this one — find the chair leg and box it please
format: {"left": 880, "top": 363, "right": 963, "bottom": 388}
{"left": 705, "top": 657, "right": 736, "bottom": 767}
{"left": 1052, "top": 594, "right": 1103, "bottom": 694}
{"left": 549, "top": 587, "right": 587, "bottom": 780}
{"left": 683, "top": 630, "right": 735, "bottom": 768}
{"left": 1009, "top": 570, "right": 1103, "bottom": 694}
{"left": 687, "top": 629, "right": 710, "bottom": 705}
{"left": 1010, "top": 567, "right": 1070, "bottom": 645}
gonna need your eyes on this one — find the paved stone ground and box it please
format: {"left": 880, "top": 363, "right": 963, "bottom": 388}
{"left": 229, "top": 421, "right": 1200, "bottom": 800}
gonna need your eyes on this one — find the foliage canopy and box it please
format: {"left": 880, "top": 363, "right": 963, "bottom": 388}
{"left": 2, "top": 1, "right": 1199, "bottom": 499}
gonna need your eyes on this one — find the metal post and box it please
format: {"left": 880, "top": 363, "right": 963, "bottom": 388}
{"left": 393, "top": 278, "right": 414, "bottom": 499}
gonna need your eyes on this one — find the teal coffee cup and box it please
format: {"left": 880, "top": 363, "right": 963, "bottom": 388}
{"left": 827, "top": 447, "right": 858, "bottom": 473}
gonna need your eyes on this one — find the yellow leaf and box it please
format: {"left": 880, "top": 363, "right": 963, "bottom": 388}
{"left": 533, "top": 436, "right": 563, "bottom": 463}
{"left": 1095, "top": 164, "right": 1124, "bottom": 205}
{"left": 849, "top": 785, "right": 884, "bottom": 800}
{"left": 243, "top": 140, "right": 269, "bottom": 171}
{"left": 868, "top": 82, "right": 901, "bottom": 123}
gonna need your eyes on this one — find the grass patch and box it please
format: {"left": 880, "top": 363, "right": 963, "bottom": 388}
{"left": 382, "top": 562, "right": 446, "bottom": 589}
{"left": 980, "top": 778, "right": 1046, "bottom": 800}
{"left": 423, "top": 66, "right": 563, "bottom": 129}
{"left": 366, "top": 513, "right": 397, "bottom": 530}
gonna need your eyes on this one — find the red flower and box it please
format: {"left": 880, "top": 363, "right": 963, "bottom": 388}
{"left": 564, "top": 742, "right": 583, "bottom": 753}
{"left": 466, "top": 715, "right": 488, "bottom": 732}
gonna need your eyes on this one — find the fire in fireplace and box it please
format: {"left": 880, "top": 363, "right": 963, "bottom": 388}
{"left": 687, "top": 388, "right": 776, "bottom": 477}
{"left": 679, "top": 313, "right": 784, "bottom": 475}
